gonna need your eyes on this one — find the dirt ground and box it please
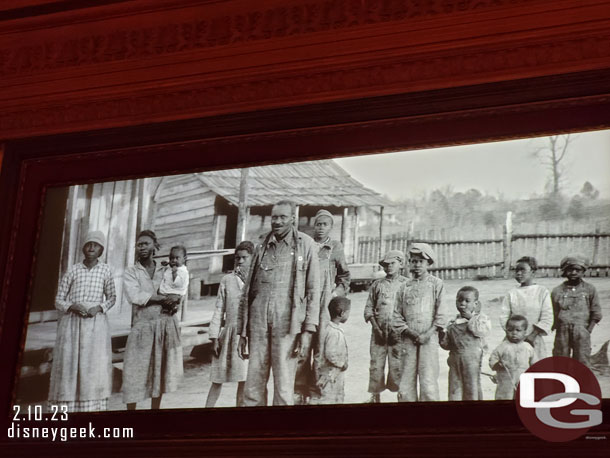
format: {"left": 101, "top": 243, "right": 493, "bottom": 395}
{"left": 107, "top": 277, "right": 610, "bottom": 410}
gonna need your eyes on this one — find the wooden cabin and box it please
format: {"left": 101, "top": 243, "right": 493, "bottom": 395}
{"left": 152, "top": 159, "right": 389, "bottom": 297}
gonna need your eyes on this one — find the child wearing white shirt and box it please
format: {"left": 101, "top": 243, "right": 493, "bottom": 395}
{"left": 159, "top": 245, "right": 189, "bottom": 315}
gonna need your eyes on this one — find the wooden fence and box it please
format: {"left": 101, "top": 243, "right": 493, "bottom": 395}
{"left": 357, "top": 215, "right": 610, "bottom": 279}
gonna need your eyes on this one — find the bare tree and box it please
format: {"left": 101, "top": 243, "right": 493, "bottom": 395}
{"left": 531, "top": 134, "right": 575, "bottom": 196}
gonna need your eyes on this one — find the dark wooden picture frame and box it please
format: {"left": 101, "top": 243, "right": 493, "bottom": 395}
{"left": 1, "top": 70, "right": 610, "bottom": 456}
{"left": 3, "top": 0, "right": 610, "bottom": 454}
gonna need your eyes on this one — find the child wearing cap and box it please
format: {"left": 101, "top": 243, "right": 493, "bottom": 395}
{"left": 295, "top": 209, "right": 351, "bottom": 404}
{"left": 363, "top": 250, "right": 407, "bottom": 402}
{"left": 48, "top": 231, "right": 116, "bottom": 412}
{"left": 309, "top": 296, "right": 351, "bottom": 405}
{"left": 440, "top": 286, "right": 491, "bottom": 401}
{"left": 551, "top": 255, "right": 602, "bottom": 367}
{"left": 499, "top": 256, "right": 553, "bottom": 360}
{"left": 393, "top": 243, "right": 447, "bottom": 402}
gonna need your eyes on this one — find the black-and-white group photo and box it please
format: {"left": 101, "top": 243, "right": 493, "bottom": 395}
{"left": 16, "top": 130, "right": 610, "bottom": 412}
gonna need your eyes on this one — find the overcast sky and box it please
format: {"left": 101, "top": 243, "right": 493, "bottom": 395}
{"left": 334, "top": 129, "right": 610, "bottom": 201}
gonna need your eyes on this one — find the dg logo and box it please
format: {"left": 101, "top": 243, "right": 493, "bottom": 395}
{"left": 516, "top": 356, "right": 603, "bottom": 442}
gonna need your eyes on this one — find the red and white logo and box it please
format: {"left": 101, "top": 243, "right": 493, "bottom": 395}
{"left": 516, "top": 356, "right": 603, "bottom": 442}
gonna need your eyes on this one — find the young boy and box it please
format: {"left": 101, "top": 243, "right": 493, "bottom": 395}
{"left": 551, "top": 255, "right": 602, "bottom": 367}
{"left": 489, "top": 315, "right": 536, "bottom": 400}
{"left": 440, "top": 286, "right": 491, "bottom": 401}
{"left": 309, "top": 296, "right": 350, "bottom": 405}
{"left": 393, "top": 243, "right": 446, "bottom": 402}
{"left": 295, "top": 209, "right": 350, "bottom": 405}
{"left": 363, "top": 250, "right": 407, "bottom": 403}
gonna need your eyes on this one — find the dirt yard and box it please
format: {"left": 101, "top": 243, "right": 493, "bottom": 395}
{"left": 107, "top": 277, "right": 610, "bottom": 410}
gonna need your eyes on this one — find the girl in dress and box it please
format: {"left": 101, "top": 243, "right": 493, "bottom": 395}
{"left": 499, "top": 256, "right": 553, "bottom": 360}
{"left": 122, "top": 230, "right": 183, "bottom": 410}
{"left": 48, "top": 231, "right": 116, "bottom": 412}
{"left": 205, "top": 241, "right": 254, "bottom": 407}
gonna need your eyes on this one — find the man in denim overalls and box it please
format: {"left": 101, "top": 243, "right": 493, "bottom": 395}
{"left": 238, "top": 200, "right": 320, "bottom": 406}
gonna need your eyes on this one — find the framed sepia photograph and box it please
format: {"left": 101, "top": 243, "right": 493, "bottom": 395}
{"left": 2, "top": 83, "right": 610, "bottom": 457}
{"left": 1, "top": 1, "right": 610, "bottom": 457}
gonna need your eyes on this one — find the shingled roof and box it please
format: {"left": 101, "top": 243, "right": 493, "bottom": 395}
{"left": 194, "top": 159, "right": 389, "bottom": 207}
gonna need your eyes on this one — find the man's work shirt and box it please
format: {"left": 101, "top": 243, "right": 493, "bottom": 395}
{"left": 316, "top": 238, "right": 351, "bottom": 296}
{"left": 260, "top": 232, "right": 296, "bottom": 330}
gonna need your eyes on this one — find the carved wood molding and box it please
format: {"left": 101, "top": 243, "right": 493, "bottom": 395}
{"left": 1, "top": 29, "right": 610, "bottom": 139}
{"left": 0, "top": 0, "right": 537, "bottom": 78}
{"left": 1, "top": 0, "right": 610, "bottom": 140}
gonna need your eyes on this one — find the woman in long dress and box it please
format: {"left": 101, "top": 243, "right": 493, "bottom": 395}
{"left": 122, "top": 230, "right": 183, "bottom": 409}
{"left": 48, "top": 231, "right": 116, "bottom": 412}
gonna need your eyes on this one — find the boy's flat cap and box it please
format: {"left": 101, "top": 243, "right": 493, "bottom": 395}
{"left": 314, "top": 209, "right": 334, "bottom": 223}
{"left": 560, "top": 255, "right": 588, "bottom": 271}
{"left": 409, "top": 243, "right": 436, "bottom": 265}
{"left": 379, "top": 250, "right": 405, "bottom": 266}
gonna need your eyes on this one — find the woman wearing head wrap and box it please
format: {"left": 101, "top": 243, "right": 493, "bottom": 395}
{"left": 122, "top": 230, "right": 183, "bottom": 409}
{"left": 551, "top": 255, "right": 602, "bottom": 367}
{"left": 48, "top": 231, "right": 116, "bottom": 412}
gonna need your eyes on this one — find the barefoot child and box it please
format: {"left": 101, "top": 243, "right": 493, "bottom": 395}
{"left": 440, "top": 286, "right": 491, "bottom": 401}
{"left": 206, "top": 241, "right": 254, "bottom": 407}
{"left": 393, "top": 243, "right": 447, "bottom": 402}
{"left": 499, "top": 256, "right": 553, "bottom": 360}
{"left": 551, "top": 255, "right": 602, "bottom": 367}
{"left": 49, "top": 231, "right": 116, "bottom": 412}
{"left": 489, "top": 315, "right": 536, "bottom": 400}
{"left": 159, "top": 245, "right": 189, "bottom": 316}
{"left": 363, "top": 250, "right": 407, "bottom": 402}
{"left": 309, "top": 296, "right": 350, "bottom": 405}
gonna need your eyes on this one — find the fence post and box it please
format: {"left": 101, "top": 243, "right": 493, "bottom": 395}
{"left": 503, "top": 211, "right": 513, "bottom": 278}
{"left": 352, "top": 207, "right": 360, "bottom": 264}
{"left": 378, "top": 205, "right": 385, "bottom": 261}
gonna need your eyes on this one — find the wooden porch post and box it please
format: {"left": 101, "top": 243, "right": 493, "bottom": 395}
{"left": 379, "top": 205, "right": 385, "bottom": 261}
{"left": 341, "top": 207, "right": 349, "bottom": 244}
{"left": 502, "top": 211, "right": 513, "bottom": 278}
{"left": 352, "top": 207, "right": 360, "bottom": 264}
{"left": 236, "top": 168, "right": 250, "bottom": 245}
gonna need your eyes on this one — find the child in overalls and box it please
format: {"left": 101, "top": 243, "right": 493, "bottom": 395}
{"left": 393, "top": 243, "right": 447, "bottom": 402}
{"left": 490, "top": 315, "right": 536, "bottom": 400}
{"left": 309, "top": 296, "right": 350, "bottom": 405}
{"left": 551, "top": 255, "right": 602, "bottom": 367}
{"left": 440, "top": 286, "right": 491, "bottom": 401}
{"left": 364, "top": 250, "right": 407, "bottom": 402}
